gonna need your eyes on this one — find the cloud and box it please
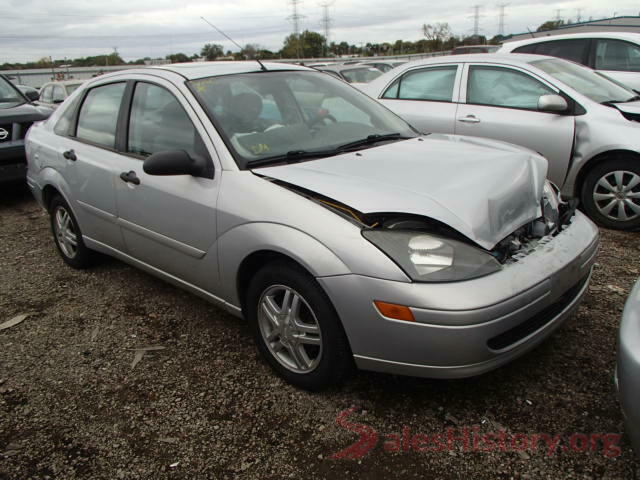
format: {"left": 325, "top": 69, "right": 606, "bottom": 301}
{"left": 0, "top": 0, "right": 636, "bottom": 62}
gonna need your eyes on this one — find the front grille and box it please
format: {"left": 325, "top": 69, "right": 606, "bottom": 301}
{"left": 487, "top": 273, "right": 590, "bottom": 351}
{"left": 0, "top": 124, "right": 13, "bottom": 142}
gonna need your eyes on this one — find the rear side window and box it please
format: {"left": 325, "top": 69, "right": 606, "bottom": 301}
{"left": 127, "top": 82, "right": 206, "bottom": 159}
{"left": 52, "top": 85, "right": 65, "bottom": 103}
{"left": 595, "top": 39, "right": 640, "bottom": 72}
{"left": 533, "top": 39, "right": 590, "bottom": 65}
{"left": 383, "top": 66, "right": 458, "bottom": 101}
{"left": 467, "top": 66, "right": 553, "bottom": 110}
{"left": 512, "top": 44, "right": 538, "bottom": 54}
{"left": 76, "top": 82, "right": 126, "bottom": 148}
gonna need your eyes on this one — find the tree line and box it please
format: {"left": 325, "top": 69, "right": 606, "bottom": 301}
{"left": 1, "top": 19, "right": 564, "bottom": 71}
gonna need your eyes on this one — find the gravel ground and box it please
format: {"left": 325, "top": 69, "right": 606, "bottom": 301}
{"left": 1, "top": 183, "right": 639, "bottom": 480}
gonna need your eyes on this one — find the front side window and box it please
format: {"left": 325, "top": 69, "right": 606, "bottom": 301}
{"left": 128, "top": 82, "right": 206, "bottom": 159}
{"left": 189, "top": 71, "right": 416, "bottom": 168}
{"left": 531, "top": 58, "right": 637, "bottom": 103}
{"left": 384, "top": 66, "right": 458, "bottom": 101}
{"left": 534, "top": 39, "right": 590, "bottom": 65}
{"left": 76, "top": 82, "right": 126, "bottom": 148}
{"left": 467, "top": 66, "right": 553, "bottom": 110}
{"left": 595, "top": 39, "right": 640, "bottom": 72}
{"left": 512, "top": 44, "right": 538, "bottom": 54}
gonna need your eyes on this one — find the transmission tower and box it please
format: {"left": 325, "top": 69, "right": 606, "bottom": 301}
{"left": 497, "top": 3, "right": 509, "bottom": 36}
{"left": 470, "top": 5, "right": 482, "bottom": 42}
{"left": 319, "top": 1, "right": 334, "bottom": 57}
{"left": 288, "top": 0, "right": 305, "bottom": 59}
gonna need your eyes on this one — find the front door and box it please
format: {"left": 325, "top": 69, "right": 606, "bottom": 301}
{"left": 455, "top": 64, "right": 575, "bottom": 186}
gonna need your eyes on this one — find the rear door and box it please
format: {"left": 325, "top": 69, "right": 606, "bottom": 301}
{"left": 592, "top": 38, "right": 640, "bottom": 91}
{"left": 455, "top": 63, "right": 575, "bottom": 186}
{"left": 113, "top": 78, "right": 220, "bottom": 291}
{"left": 375, "top": 64, "right": 462, "bottom": 134}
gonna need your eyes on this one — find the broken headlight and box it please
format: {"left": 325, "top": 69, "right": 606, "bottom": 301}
{"left": 542, "top": 180, "right": 561, "bottom": 231}
{"left": 362, "top": 230, "right": 502, "bottom": 282}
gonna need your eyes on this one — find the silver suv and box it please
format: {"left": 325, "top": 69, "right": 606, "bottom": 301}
{"left": 25, "top": 62, "right": 599, "bottom": 390}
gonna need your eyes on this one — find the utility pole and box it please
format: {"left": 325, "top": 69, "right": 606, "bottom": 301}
{"left": 497, "top": 3, "right": 508, "bottom": 36}
{"left": 575, "top": 8, "right": 583, "bottom": 23}
{"left": 319, "top": 1, "right": 334, "bottom": 57}
{"left": 555, "top": 9, "right": 562, "bottom": 21}
{"left": 470, "top": 5, "right": 482, "bottom": 43}
{"left": 288, "top": 0, "right": 305, "bottom": 59}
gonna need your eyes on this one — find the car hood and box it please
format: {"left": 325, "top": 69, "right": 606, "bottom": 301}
{"left": 253, "top": 134, "right": 547, "bottom": 250}
{"left": 0, "top": 102, "right": 52, "bottom": 122}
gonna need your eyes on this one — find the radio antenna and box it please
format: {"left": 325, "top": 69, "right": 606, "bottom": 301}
{"left": 200, "top": 16, "right": 267, "bottom": 71}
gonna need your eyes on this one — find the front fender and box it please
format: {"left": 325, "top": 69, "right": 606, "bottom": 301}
{"left": 217, "top": 222, "right": 351, "bottom": 306}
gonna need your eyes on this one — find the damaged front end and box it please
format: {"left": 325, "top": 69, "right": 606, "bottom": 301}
{"left": 272, "top": 178, "right": 577, "bottom": 283}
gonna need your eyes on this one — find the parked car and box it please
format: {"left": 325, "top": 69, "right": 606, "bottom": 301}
{"left": 452, "top": 45, "right": 500, "bottom": 54}
{"left": 498, "top": 32, "right": 640, "bottom": 91}
{"left": 0, "top": 74, "right": 52, "bottom": 183}
{"left": 361, "top": 60, "right": 407, "bottom": 73}
{"left": 37, "top": 80, "right": 84, "bottom": 109}
{"left": 617, "top": 278, "right": 640, "bottom": 459}
{"left": 361, "top": 53, "right": 640, "bottom": 230}
{"left": 317, "top": 64, "right": 383, "bottom": 84}
{"left": 16, "top": 84, "right": 40, "bottom": 102}
{"left": 26, "top": 62, "right": 599, "bottom": 390}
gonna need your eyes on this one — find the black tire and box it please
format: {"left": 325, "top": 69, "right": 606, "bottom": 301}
{"left": 580, "top": 157, "right": 640, "bottom": 230}
{"left": 49, "top": 195, "right": 96, "bottom": 269}
{"left": 246, "top": 260, "right": 353, "bottom": 391}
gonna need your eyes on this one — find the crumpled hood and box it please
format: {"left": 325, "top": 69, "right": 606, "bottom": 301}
{"left": 254, "top": 134, "right": 547, "bottom": 250}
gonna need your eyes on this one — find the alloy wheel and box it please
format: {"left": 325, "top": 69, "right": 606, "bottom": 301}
{"left": 53, "top": 206, "right": 78, "bottom": 259}
{"left": 257, "top": 285, "right": 322, "bottom": 374}
{"left": 592, "top": 170, "right": 640, "bottom": 222}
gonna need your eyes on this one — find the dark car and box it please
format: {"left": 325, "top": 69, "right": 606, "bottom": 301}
{"left": 0, "top": 74, "right": 52, "bottom": 183}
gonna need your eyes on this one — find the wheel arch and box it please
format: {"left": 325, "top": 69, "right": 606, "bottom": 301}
{"left": 574, "top": 149, "right": 640, "bottom": 198}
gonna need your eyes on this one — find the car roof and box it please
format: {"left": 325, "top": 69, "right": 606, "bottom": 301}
{"left": 43, "top": 80, "right": 84, "bottom": 86}
{"left": 385, "top": 53, "right": 546, "bottom": 67}
{"left": 501, "top": 31, "right": 640, "bottom": 50}
{"left": 320, "top": 64, "right": 380, "bottom": 72}
{"left": 147, "top": 61, "right": 311, "bottom": 80}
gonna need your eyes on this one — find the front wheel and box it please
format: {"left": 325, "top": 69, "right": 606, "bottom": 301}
{"left": 246, "top": 261, "right": 352, "bottom": 391}
{"left": 580, "top": 158, "right": 640, "bottom": 230}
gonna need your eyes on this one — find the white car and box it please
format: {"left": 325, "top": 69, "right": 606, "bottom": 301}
{"left": 361, "top": 54, "right": 640, "bottom": 230}
{"left": 498, "top": 32, "right": 640, "bottom": 91}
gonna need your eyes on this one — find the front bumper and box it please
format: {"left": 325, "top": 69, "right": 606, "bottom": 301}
{"left": 0, "top": 143, "right": 27, "bottom": 183}
{"left": 617, "top": 278, "right": 640, "bottom": 459}
{"left": 318, "top": 211, "right": 599, "bottom": 378}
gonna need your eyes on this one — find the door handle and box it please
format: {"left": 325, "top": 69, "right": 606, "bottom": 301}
{"left": 119, "top": 171, "right": 140, "bottom": 185}
{"left": 457, "top": 115, "right": 481, "bottom": 124}
{"left": 62, "top": 149, "right": 77, "bottom": 161}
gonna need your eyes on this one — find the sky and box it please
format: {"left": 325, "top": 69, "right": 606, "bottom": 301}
{"left": 1, "top": 0, "right": 638, "bottom": 63}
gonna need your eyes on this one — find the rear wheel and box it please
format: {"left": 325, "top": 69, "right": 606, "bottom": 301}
{"left": 49, "top": 195, "right": 96, "bottom": 269}
{"left": 580, "top": 158, "right": 640, "bottom": 230}
{"left": 246, "top": 260, "right": 352, "bottom": 391}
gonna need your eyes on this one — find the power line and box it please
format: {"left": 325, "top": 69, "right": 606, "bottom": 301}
{"left": 319, "top": 1, "right": 334, "bottom": 56}
{"left": 287, "top": 0, "right": 305, "bottom": 59}
{"left": 497, "top": 3, "right": 508, "bottom": 36}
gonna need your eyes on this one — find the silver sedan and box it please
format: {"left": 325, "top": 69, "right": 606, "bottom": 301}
{"left": 618, "top": 278, "right": 640, "bottom": 458}
{"left": 361, "top": 54, "right": 640, "bottom": 230}
{"left": 25, "top": 62, "right": 598, "bottom": 390}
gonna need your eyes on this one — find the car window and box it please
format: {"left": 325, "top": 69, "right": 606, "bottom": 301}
{"left": 52, "top": 85, "right": 65, "bottom": 102}
{"left": 66, "top": 83, "right": 82, "bottom": 95}
{"left": 383, "top": 66, "right": 457, "bottom": 101}
{"left": 534, "top": 39, "right": 590, "bottom": 65}
{"left": 128, "top": 82, "right": 206, "bottom": 159}
{"left": 340, "top": 67, "right": 382, "bottom": 84}
{"left": 76, "top": 82, "right": 126, "bottom": 148}
{"left": 512, "top": 44, "right": 538, "bottom": 54}
{"left": 595, "top": 39, "right": 640, "bottom": 72}
{"left": 40, "top": 85, "right": 53, "bottom": 103}
{"left": 321, "top": 70, "right": 342, "bottom": 80}
{"left": 467, "top": 66, "right": 553, "bottom": 109}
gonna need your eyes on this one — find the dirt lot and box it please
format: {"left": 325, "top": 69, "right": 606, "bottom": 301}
{"left": 1, "top": 184, "right": 639, "bottom": 480}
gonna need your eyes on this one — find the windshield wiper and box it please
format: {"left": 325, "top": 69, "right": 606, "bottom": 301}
{"left": 335, "top": 133, "right": 413, "bottom": 152}
{"left": 602, "top": 95, "right": 640, "bottom": 106}
{"left": 246, "top": 149, "right": 339, "bottom": 168}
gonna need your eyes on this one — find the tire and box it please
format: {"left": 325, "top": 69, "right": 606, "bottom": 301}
{"left": 580, "top": 158, "right": 640, "bottom": 230}
{"left": 246, "top": 260, "right": 353, "bottom": 391}
{"left": 49, "top": 195, "right": 96, "bottom": 269}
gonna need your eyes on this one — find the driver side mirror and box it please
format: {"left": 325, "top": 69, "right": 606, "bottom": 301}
{"left": 143, "top": 150, "right": 205, "bottom": 177}
{"left": 537, "top": 94, "right": 568, "bottom": 113}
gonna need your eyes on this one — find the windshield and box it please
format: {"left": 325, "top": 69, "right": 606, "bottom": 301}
{"left": 341, "top": 67, "right": 383, "bottom": 83}
{"left": 530, "top": 58, "right": 637, "bottom": 103}
{"left": 189, "top": 71, "right": 416, "bottom": 168}
{"left": 65, "top": 83, "right": 82, "bottom": 95}
{"left": 0, "top": 76, "right": 25, "bottom": 109}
